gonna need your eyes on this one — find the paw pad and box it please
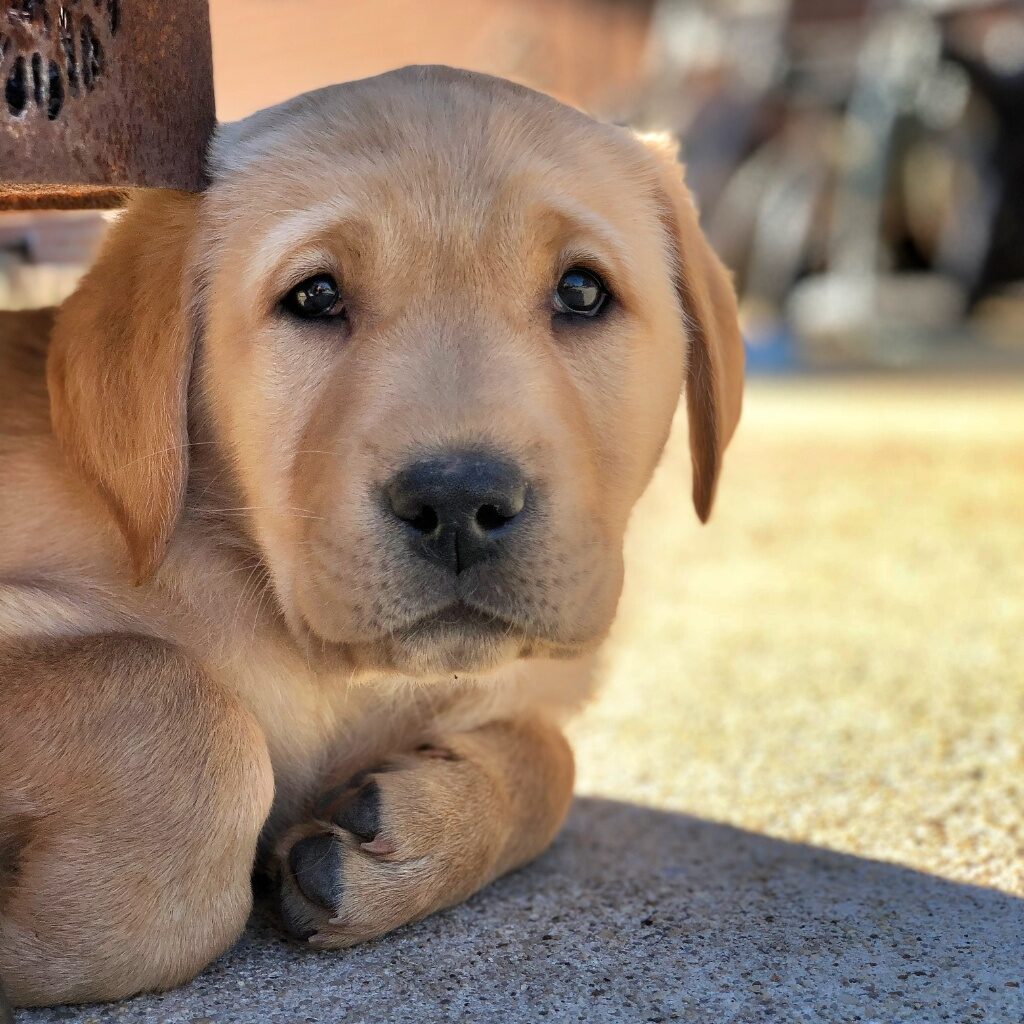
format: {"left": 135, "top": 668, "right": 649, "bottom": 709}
{"left": 332, "top": 779, "right": 381, "bottom": 841}
{"left": 288, "top": 833, "right": 343, "bottom": 910}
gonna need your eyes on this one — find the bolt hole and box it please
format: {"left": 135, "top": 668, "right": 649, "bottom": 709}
{"left": 59, "top": 6, "right": 79, "bottom": 96}
{"left": 79, "top": 15, "right": 101, "bottom": 90}
{"left": 5, "top": 56, "right": 27, "bottom": 117}
{"left": 46, "top": 60, "right": 63, "bottom": 118}
{"left": 31, "top": 51, "right": 44, "bottom": 107}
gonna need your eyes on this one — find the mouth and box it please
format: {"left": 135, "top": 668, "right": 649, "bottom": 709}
{"left": 366, "top": 600, "right": 521, "bottom": 676}
{"left": 394, "top": 600, "right": 520, "bottom": 643}
{"left": 298, "top": 588, "right": 590, "bottom": 676}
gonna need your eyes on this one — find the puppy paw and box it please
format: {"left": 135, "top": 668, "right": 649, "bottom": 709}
{"left": 275, "top": 744, "right": 506, "bottom": 946}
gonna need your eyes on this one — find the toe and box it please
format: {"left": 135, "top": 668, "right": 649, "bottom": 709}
{"left": 288, "top": 833, "right": 343, "bottom": 910}
{"left": 333, "top": 780, "right": 381, "bottom": 841}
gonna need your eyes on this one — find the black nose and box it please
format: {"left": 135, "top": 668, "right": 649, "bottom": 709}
{"left": 385, "top": 451, "right": 528, "bottom": 573}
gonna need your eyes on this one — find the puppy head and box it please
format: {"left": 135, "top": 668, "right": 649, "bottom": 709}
{"left": 49, "top": 67, "right": 743, "bottom": 678}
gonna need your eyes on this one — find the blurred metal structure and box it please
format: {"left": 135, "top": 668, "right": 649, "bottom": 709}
{"left": 639, "top": 0, "right": 1024, "bottom": 365}
{"left": 0, "top": 0, "right": 214, "bottom": 209}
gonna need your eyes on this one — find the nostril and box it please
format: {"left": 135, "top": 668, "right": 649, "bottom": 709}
{"left": 475, "top": 503, "right": 515, "bottom": 532}
{"left": 384, "top": 451, "right": 529, "bottom": 565}
{"left": 403, "top": 504, "right": 439, "bottom": 535}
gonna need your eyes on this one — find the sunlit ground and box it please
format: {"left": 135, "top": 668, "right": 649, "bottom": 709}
{"left": 573, "top": 376, "right": 1024, "bottom": 894}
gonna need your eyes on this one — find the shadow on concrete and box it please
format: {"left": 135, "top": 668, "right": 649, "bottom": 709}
{"left": 20, "top": 797, "right": 1023, "bottom": 1023}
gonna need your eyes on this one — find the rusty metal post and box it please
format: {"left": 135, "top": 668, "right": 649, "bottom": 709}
{"left": 0, "top": 0, "right": 215, "bottom": 208}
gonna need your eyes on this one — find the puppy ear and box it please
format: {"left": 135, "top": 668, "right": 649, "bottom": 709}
{"left": 638, "top": 132, "right": 745, "bottom": 522}
{"left": 48, "top": 191, "right": 201, "bottom": 582}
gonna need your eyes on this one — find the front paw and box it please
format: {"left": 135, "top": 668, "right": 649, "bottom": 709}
{"left": 275, "top": 745, "right": 505, "bottom": 947}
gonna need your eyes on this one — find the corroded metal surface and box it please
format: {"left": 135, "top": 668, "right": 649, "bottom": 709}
{"left": 0, "top": 0, "right": 214, "bottom": 209}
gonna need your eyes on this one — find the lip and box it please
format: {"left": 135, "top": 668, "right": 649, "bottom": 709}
{"left": 299, "top": 594, "right": 586, "bottom": 668}
{"left": 398, "top": 601, "right": 516, "bottom": 636}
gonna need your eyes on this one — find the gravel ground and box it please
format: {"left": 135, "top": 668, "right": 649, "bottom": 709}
{"left": 17, "top": 377, "right": 1024, "bottom": 1024}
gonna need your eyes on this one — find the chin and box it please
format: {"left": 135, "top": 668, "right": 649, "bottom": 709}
{"left": 382, "top": 607, "right": 525, "bottom": 678}
{"left": 384, "top": 635, "right": 520, "bottom": 679}
{"left": 301, "top": 599, "right": 598, "bottom": 680}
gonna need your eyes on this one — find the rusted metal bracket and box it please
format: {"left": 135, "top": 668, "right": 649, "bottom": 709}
{"left": 0, "top": 0, "right": 215, "bottom": 209}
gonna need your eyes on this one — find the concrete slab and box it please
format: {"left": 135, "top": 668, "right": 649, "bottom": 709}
{"left": 16, "top": 798, "right": 1024, "bottom": 1024}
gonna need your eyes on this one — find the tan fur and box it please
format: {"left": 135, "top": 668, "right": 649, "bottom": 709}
{"left": 47, "top": 197, "right": 202, "bottom": 582}
{"left": 0, "top": 636, "right": 273, "bottom": 1005}
{"left": 0, "top": 67, "right": 743, "bottom": 1006}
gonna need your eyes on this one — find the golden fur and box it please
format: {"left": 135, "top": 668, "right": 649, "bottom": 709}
{"left": 0, "top": 67, "right": 743, "bottom": 1006}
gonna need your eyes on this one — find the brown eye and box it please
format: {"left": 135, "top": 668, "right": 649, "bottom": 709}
{"left": 554, "top": 268, "right": 608, "bottom": 317}
{"left": 282, "top": 274, "right": 344, "bottom": 319}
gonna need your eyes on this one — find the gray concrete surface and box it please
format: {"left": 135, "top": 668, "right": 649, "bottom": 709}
{"left": 19, "top": 798, "right": 1024, "bottom": 1024}
{"left": 15, "top": 381, "right": 1024, "bottom": 1023}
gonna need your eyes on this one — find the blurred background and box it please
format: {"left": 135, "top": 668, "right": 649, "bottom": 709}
{"left": 5, "top": 0, "right": 1024, "bottom": 373}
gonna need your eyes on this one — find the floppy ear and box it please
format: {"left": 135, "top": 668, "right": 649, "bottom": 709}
{"left": 47, "top": 191, "right": 201, "bottom": 583}
{"left": 638, "top": 133, "right": 745, "bottom": 522}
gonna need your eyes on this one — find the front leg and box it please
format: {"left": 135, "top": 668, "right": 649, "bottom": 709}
{"left": 273, "top": 717, "right": 574, "bottom": 946}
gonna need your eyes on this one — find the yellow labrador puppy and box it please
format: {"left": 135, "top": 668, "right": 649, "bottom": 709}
{"left": 0, "top": 66, "right": 743, "bottom": 1006}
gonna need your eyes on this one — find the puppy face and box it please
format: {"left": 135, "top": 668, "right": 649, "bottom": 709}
{"left": 49, "top": 67, "right": 744, "bottom": 679}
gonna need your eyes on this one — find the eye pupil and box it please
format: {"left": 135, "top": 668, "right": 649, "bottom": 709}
{"left": 555, "top": 268, "right": 606, "bottom": 316}
{"left": 283, "top": 274, "right": 342, "bottom": 319}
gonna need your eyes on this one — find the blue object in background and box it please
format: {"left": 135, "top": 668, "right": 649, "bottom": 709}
{"left": 742, "top": 323, "right": 801, "bottom": 374}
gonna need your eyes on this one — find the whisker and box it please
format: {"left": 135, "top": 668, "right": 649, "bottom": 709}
{"left": 229, "top": 559, "right": 270, "bottom": 641}
{"left": 190, "top": 505, "right": 325, "bottom": 521}
{"left": 114, "top": 441, "right": 220, "bottom": 471}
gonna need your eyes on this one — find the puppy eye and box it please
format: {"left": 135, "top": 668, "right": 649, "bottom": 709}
{"left": 281, "top": 274, "right": 345, "bottom": 319}
{"left": 553, "top": 267, "right": 607, "bottom": 317}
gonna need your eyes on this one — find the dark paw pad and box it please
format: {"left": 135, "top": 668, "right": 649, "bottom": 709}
{"left": 332, "top": 780, "right": 381, "bottom": 841}
{"left": 288, "top": 833, "right": 343, "bottom": 910}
